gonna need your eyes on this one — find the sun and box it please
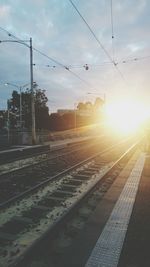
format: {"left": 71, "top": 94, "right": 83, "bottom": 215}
{"left": 103, "top": 97, "right": 150, "bottom": 135}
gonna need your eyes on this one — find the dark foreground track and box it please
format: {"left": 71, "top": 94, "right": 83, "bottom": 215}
{"left": 0, "top": 135, "right": 128, "bottom": 207}
{"left": 0, "top": 137, "right": 94, "bottom": 166}
{"left": 0, "top": 137, "right": 142, "bottom": 267}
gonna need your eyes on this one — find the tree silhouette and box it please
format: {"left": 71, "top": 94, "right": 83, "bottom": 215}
{"left": 9, "top": 83, "right": 49, "bottom": 130}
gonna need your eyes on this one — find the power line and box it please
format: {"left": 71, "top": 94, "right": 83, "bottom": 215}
{"left": 114, "top": 64, "right": 127, "bottom": 82}
{"left": 0, "top": 26, "right": 30, "bottom": 48}
{"left": 68, "top": 0, "right": 126, "bottom": 83}
{"left": 0, "top": 27, "right": 97, "bottom": 90}
{"left": 33, "top": 47, "right": 66, "bottom": 68}
{"left": 68, "top": 0, "right": 114, "bottom": 64}
{"left": 33, "top": 54, "right": 150, "bottom": 71}
{"left": 109, "top": 1, "right": 126, "bottom": 82}
{"left": 32, "top": 47, "right": 95, "bottom": 88}
{"left": 0, "top": 26, "right": 111, "bottom": 70}
{"left": 110, "top": 0, "right": 115, "bottom": 61}
{"left": 33, "top": 61, "right": 112, "bottom": 69}
{"left": 121, "top": 55, "right": 150, "bottom": 64}
{"left": 110, "top": 0, "right": 114, "bottom": 39}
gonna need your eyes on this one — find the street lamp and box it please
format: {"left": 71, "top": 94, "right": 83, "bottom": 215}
{"left": 5, "top": 82, "right": 29, "bottom": 129}
{"left": 0, "top": 38, "right": 36, "bottom": 144}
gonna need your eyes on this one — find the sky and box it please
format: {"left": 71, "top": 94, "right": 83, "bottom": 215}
{"left": 0, "top": 0, "right": 150, "bottom": 113}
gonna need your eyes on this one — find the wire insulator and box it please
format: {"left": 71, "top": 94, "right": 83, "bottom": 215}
{"left": 84, "top": 64, "right": 89, "bottom": 70}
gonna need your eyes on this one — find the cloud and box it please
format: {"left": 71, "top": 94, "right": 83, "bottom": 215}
{"left": 0, "top": 4, "right": 11, "bottom": 19}
{"left": 0, "top": 0, "right": 150, "bottom": 111}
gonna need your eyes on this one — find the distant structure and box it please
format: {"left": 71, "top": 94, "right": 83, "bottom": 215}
{"left": 57, "top": 109, "right": 75, "bottom": 115}
{"left": 0, "top": 110, "right": 7, "bottom": 129}
{"left": 57, "top": 109, "right": 92, "bottom": 117}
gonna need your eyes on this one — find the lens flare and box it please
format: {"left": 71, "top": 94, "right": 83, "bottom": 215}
{"left": 103, "top": 98, "right": 150, "bottom": 135}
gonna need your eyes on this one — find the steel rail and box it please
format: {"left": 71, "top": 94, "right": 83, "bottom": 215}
{"left": 0, "top": 137, "right": 94, "bottom": 166}
{"left": 13, "top": 140, "right": 140, "bottom": 267}
{"left": 0, "top": 138, "right": 139, "bottom": 210}
{"left": 0, "top": 137, "right": 99, "bottom": 176}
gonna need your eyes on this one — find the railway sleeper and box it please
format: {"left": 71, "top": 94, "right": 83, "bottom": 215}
{"left": 64, "top": 179, "right": 83, "bottom": 186}
{"left": 87, "top": 167, "right": 101, "bottom": 171}
{"left": 50, "top": 190, "right": 73, "bottom": 198}
{"left": 93, "top": 160, "right": 107, "bottom": 165}
{"left": 77, "top": 171, "right": 93, "bottom": 175}
{"left": 23, "top": 206, "right": 51, "bottom": 222}
{"left": 0, "top": 217, "right": 30, "bottom": 238}
{"left": 59, "top": 184, "right": 77, "bottom": 192}
{"left": 39, "top": 196, "right": 65, "bottom": 207}
{"left": 73, "top": 174, "right": 91, "bottom": 180}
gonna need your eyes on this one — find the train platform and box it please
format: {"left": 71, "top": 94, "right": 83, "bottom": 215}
{"left": 0, "top": 134, "right": 98, "bottom": 165}
{"left": 0, "top": 124, "right": 99, "bottom": 154}
{"left": 56, "top": 151, "right": 150, "bottom": 267}
{"left": 0, "top": 135, "right": 94, "bottom": 155}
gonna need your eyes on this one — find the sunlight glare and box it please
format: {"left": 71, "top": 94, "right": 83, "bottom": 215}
{"left": 103, "top": 98, "right": 150, "bottom": 135}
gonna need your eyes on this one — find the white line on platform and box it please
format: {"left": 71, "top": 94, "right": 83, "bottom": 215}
{"left": 85, "top": 153, "right": 145, "bottom": 267}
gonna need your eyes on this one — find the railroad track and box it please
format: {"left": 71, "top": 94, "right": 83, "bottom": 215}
{"left": 0, "top": 137, "right": 104, "bottom": 174}
{"left": 0, "top": 136, "right": 133, "bottom": 207}
{"left": 0, "top": 138, "right": 141, "bottom": 267}
{"left": 0, "top": 136, "right": 95, "bottom": 169}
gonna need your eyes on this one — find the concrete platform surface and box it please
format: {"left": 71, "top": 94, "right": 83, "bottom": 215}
{"left": 54, "top": 151, "right": 150, "bottom": 267}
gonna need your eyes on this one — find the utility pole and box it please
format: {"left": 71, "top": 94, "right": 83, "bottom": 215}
{"left": 1, "top": 38, "right": 36, "bottom": 145}
{"left": 30, "top": 37, "right": 36, "bottom": 144}
{"left": 19, "top": 86, "right": 22, "bottom": 129}
{"left": 7, "top": 99, "right": 10, "bottom": 144}
{"left": 74, "top": 103, "right": 76, "bottom": 130}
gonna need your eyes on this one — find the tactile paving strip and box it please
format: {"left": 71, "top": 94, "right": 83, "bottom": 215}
{"left": 85, "top": 153, "right": 145, "bottom": 267}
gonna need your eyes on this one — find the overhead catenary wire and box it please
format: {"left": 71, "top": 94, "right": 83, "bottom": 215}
{"left": 32, "top": 47, "right": 95, "bottom": 88}
{"left": 1, "top": 26, "right": 149, "bottom": 73}
{"left": 110, "top": 0, "right": 114, "bottom": 40}
{"left": 121, "top": 55, "right": 150, "bottom": 63}
{"left": 0, "top": 26, "right": 30, "bottom": 48}
{"left": 31, "top": 55, "right": 150, "bottom": 69}
{"left": 68, "top": 0, "right": 114, "bottom": 64}
{"left": 2, "top": 21, "right": 148, "bottom": 88}
{"left": 68, "top": 0, "right": 126, "bottom": 83}
{"left": 33, "top": 61, "right": 112, "bottom": 69}
{"left": 110, "top": 0, "right": 115, "bottom": 61}
{"left": 33, "top": 55, "right": 150, "bottom": 69}
{"left": 0, "top": 27, "right": 97, "bottom": 90}
{"left": 0, "top": 24, "right": 125, "bottom": 85}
